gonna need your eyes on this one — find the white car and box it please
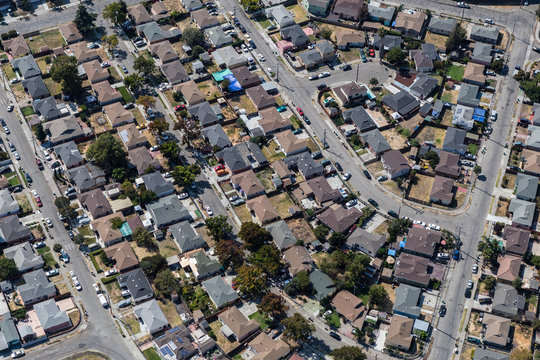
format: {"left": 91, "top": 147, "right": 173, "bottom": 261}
{"left": 73, "top": 278, "right": 80, "bottom": 287}
{"left": 318, "top": 72, "right": 330, "bottom": 78}
{"left": 45, "top": 218, "right": 53, "bottom": 227}
{"left": 484, "top": 18, "right": 494, "bottom": 24}
{"left": 205, "top": 206, "right": 213, "bottom": 216}
{"left": 69, "top": 270, "right": 75, "bottom": 277}
{"left": 467, "top": 280, "right": 473, "bottom": 289}
{"left": 428, "top": 224, "right": 441, "bottom": 231}
{"left": 105, "top": 269, "right": 118, "bottom": 277}
{"left": 93, "top": 283, "right": 101, "bottom": 293}
{"left": 178, "top": 192, "right": 189, "bottom": 200}
{"left": 33, "top": 241, "right": 45, "bottom": 249}
{"left": 342, "top": 172, "right": 351, "bottom": 181}
{"left": 45, "top": 269, "right": 59, "bottom": 277}
{"left": 13, "top": 152, "right": 19, "bottom": 160}
{"left": 100, "top": 62, "right": 110, "bottom": 68}
{"left": 75, "top": 283, "right": 82, "bottom": 291}
{"left": 413, "top": 220, "right": 426, "bottom": 227}
{"left": 240, "top": 44, "right": 248, "bottom": 52}
{"left": 31, "top": 190, "right": 38, "bottom": 197}
{"left": 258, "top": 53, "right": 266, "bottom": 62}
{"left": 345, "top": 199, "right": 357, "bottom": 208}
{"left": 490, "top": 110, "right": 497, "bottom": 121}
{"left": 11, "top": 349, "right": 24, "bottom": 358}
{"left": 472, "top": 264, "right": 478, "bottom": 274}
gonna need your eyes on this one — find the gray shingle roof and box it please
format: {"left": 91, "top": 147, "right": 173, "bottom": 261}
{"left": 136, "top": 21, "right": 169, "bottom": 42}
{"left": 169, "top": 221, "right": 205, "bottom": 254}
{"left": 202, "top": 124, "right": 231, "bottom": 149}
{"left": 117, "top": 268, "right": 154, "bottom": 303}
{"left": 361, "top": 129, "right": 391, "bottom": 154}
{"left": 515, "top": 173, "right": 538, "bottom": 201}
{"left": 442, "top": 127, "right": 467, "bottom": 154}
{"left": 12, "top": 55, "right": 41, "bottom": 79}
{"left": 205, "top": 26, "right": 233, "bottom": 48}
{"left": 410, "top": 74, "right": 438, "bottom": 98}
{"left": 393, "top": 284, "right": 422, "bottom": 318}
{"left": 34, "top": 299, "right": 70, "bottom": 332}
{"left": 280, "top": 24, "right": 309, "bottom": 48}
{"left": 265, "top": 220, "right": 297, "bottom": 250}
{"left": 22, "top": 76, "right": 50, "bottom": 99}
{"left": 202, "top": 275, "right": 239, "bottom": 307}
{"left": 133, "top": 299, "right": 169, "bottom": 334}
{"left": 17, "top": 269, "right": 56, "bottom": 305}
{"left": 283, "top": 152, "right": 324, "bottom": 179}
{"left": 68, "top": 164, "right": 106, "bottom": 192}
{"left": 382, "top": 90, "right": 420, "bottom": 116}
{"left": 368, "top": 4, "right": 395, "bottom": 22}
{"left": 141, "top": 171, "right": 175, "bottom": 197}
{"left": 161, "top": 59, "right": 189, "bottom": 85}
{"left": 189, "top": 101, "right": 220, "bottom": 127}
{"left": 32, "top": 96, "right": 61, "bottom": 120}
{"left": 457, "top": 83, "right": 480, "bottom": 108}
{"left": 54, "top": 141, "right": 83, "bottom": 168}
{"left": 4, "top": 242, "right": 43, "bottom": 273}
{"left": 309, "top": 269, "right": 336, "bottom": 301}
{"left": 0, "top": 189, "right": 19, "bottom": 218}
{"left": 298, "top": 49, "right": 322, "bottom": 67}
{"left": 42, "top": 115, "right": 86, "bottom": 145}
{"left": 0, "top": 317, "right": 19, "bottom": 351}
{"left": 216, "top": 142, "right": 267, "bottom": 172}
{"left": 346, "top": 227, "right": 386, "bottom": 256}
{"left": 191, "top": 251, "right": 220, "bottom": 279}
{"left": 473, "top": 348, "right": 510, "bottom": 360}
{"left": 472, "top": 42, "right": 493, "bottom": 64}
{"left": 0, "top": 215, "right": 31, "bottom": 246}
{"left": 492, "top": 283, "right": 525, "bottom": 317}
{"left": 508, "top": 198, "right": 535, "bottom": 228}
{"left": 147, "top": 194, "right": 191, "bottom": 228}
{"left": 470, "top": 25, "right": 499, "bottom": 43}
{"left": 372, "top": 34, "right": 402, "bottom": 50}
{"left": 427, "top": 16, "right": 457, "bottom": 34}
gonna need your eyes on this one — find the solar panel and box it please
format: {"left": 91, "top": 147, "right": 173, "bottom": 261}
{"left": 168, "top": 340, "right": 177, "bottom": 350}
{"left": 119, "top": 129, "right": 129, "bottom": 143}
{"left": 161, "top": 347, "right": 168, "bottom": 356}
{"left": 176, "top": 336, "right": 184, "bottom": 344}
{"left": 165, "top": 346, "right": 174, "bottom": 356}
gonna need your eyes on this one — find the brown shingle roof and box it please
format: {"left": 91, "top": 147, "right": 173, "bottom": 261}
{"left": 104, "top": 241, "right": 139, "bottom": 272}
{"left": 231, "top": 170, "right": 265, "bottom": 198}
{"left": 128, "top": 146, "right": 161, "bottom": 175}
{"left": 331, "top": 290, "right": 366, "bottom": 328}
{"left": 258, "top": 107, "right": 290, "bottom": 135}
{"left": 78, "top": 189, "right": 113, "bottom": 219}
{"left": 70, "top": 42, "right": 99, "bottom": 63}
{"left": 91, "top": 213, "right": 125, "bottom": 245}
{"left": 496, "top": 254, "right": 522, "bottom": 283}
{"left": 148, "top": 41, "right": 178, "bottom": 64}
{"left": 435, "top": 151, "right": 461, "bottom": 178}
{"left": 59, "top": 22, "right": 83, "bottom": 43}
{"left": 103, "top": 102, "right": 135, "bottom": 127}
{"left": 503, "top": 226, "right": 530, "bottom": 256}
{"left": 430, "top": 176, "right": 454, "bottom": 205}
{"left": 249, "top": 333, "right": 290, "bottom": 360}
{"left": 335, "top": 31, "right": 365, "bottom": 47}
{"left": 318, "top": 203, "right": 362, "bottom": 233}
{"left": 283, "top": 246, "right": 313, "bottom": 276}
{"left": 191, "top": 9, "right": 220, "bottom": 29}
{"left": 307, "top": 176, "right": 340, "bottom": 205}
{"left": 274, "top": 130, "right": 307, "bottom": 156}
{"left": 522, "top": 148, "right": 540, "bottom": 175}
{"left": 175, "top": 81, "right": 204, "bottom": 106}
{"left": 218, "top": 306, "right": 259, "bottom": 341}
{"left": 463, "top": 62, "right": 486, "bottom": 85}
{"left": 91, "top": 81, "right": 122, "bottom": 105}
{"left": 246, "top": 85, "right": 276, "bottom": 110}
{"left": 247, "top": 195, "right": 279, "bottom": 224}
{"left": 3, "top": 35, "right": 30, "bottom": 57}
{"left": 82, "top": 60, "right": 109, "bottom": 84}
{"left": 128, "top": 4, "right": 153, "bottom": 24}
{"left": 151, "top": 1, "right": 169, "bottom": 20}
{"left": 394, "top": 11, "right": 427, "bottom": 35}
{"left": 404, "top": 227, "right": 441, "bottom": 258}
{"left": 231, "top": 66, "right": 261, "bottom": 88}
{"left": 386, "top": 315, "right": 413, "bottom": 349}
{"left": 482, "top": 313, "right": 510, "bottom": 347}
{"left": 395, "top": 253, "right": 431, "bottom": 286}
{"left": 118, "top": 124, "right": 148, "bottom": 149}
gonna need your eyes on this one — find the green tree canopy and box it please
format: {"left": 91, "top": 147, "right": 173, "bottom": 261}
{"left": 101, "top": 34, "right": 119, "bottom": 51}
{"left": 54, "top": 196, "right": 76, "bottom": 221}
{"left": 330, "top": 347, "right": 367, "bottom": 360}
{"left": 133, "top": 227, "right": 156, "bottom": 250}
{"left": 154, "top": 269, "right": 180, "bottom": 296}
{"left": 86, "top": 133, "right": 127, "bottom": 173}
{"left": 53, "top": 244, "right": 63, "bottom": 253}
{"left": 320, "top": 27, "right": 332, "bottom": 39}
{"left": 250, "top": 244, "right": 283, "bottom": 278}
{"left": 445, "top": 24, "right": 466, "bottom": 52}
{"left": 103, "top": 1, "right": 128, "bottom": 25}
{"left": 483, "top": 275, "right": 496, "bottom": 290}
{"left": 74, "top": 4, "right": 97, "bottom": 38}
{"left": 258, "top": 293, "right": 288, "bottom": 319}
{"left": 0, "top": 258, "right": 18, "bottom": 281}
{"left": 329, "top": 232, "right": 346, "bottom": 248}
{"left": 320, "top": 250, "right": 370, "bottom": 291}
{"left": 282, "top": 313, "right": 314, "bottom": 343}
{"left": 148, "top": 118, "right": 169, "bottom": 135}
{"left": 140, "top": 254, "right": 167, "bottom": 279}
{"left": 110, "top": 217, "right": 124, "bottom": 229}
{"left": 50, "top": 55, "right": 83, "bottom": 96}
{"left": 172, "top": 164, "right": 201, "bottom": 186}
{"left": 368, "top": 284, "right": 388, "bottom": 306}
{"left": 313, "top": 225, "right": 329, "bottom": 240}
{"left": 124, "top": 73, "right": 144, "bottom": 92}
{"left": 215, "top": 239, "right": 244, "bottom": 270}
{"left": 284, "top": 270, "right": 312, "bottom": 296}
{"left": 160, "top": 141, "right": 180, "bottom": 161}
{"left": 386, "top": 47, "right": 406, "bottom": 65}
{"left": 136, "top": 95, "right": 156, "bottom": 110}
{"left": 239, "top": 222, "right": 272, "bottom": 252}
{"left": 34, "top": 123, "right": 46, "bottom": 142}
{"left": 206, "top": 215, "right": 233, "bottom": 241}
{"left": 134, "top": 55, "right": 155, "bottom": 76}
{"left": 234, "top": 265, "right": 267, "bottom": 297}
{"left": 183, "top": 27, "right": 206, "bottom": 48}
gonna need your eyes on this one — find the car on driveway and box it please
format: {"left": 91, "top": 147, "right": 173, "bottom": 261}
{"left": 93, "top": 283, "right": 101, "bottom": 293}
{"left": 33, "top": 241, "right": 45, "bottom": 249}
{"left": 100, "top": 62, "right": 110, "bottom": 68}
{"left": 345, "top": 199, "right": 357, "bottom": 208}
{"left": 342, "top": 172, "right": 351, "bottom": 181}
{"left": 11, "top": 350, "right": 24, "bottom": 358}
{"left": 178, "top": 192, "right": 189, "bottom": 200}
{"left": 174, "top": 104, "right": 186, "bottom": 111}
{"left": 105, "top": 269, "right": 117, "bottom": 277}
{"left": 45, "top": 269, "right": 59, "bottom": 277}
{"left": 340, "top": 64, "right": 352, "bottom": 71}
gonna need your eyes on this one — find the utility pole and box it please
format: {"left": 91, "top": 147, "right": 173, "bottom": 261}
{"left": 276, "top": 66, "right": 279, "bottom": 82}
{"left": 323, "top": 129, "right": 327, "bottom": 148}
{"left": 355, "top": 62, "right": 359, "bottom": 83}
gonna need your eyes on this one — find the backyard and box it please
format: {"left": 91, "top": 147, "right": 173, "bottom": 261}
{"left": 249, "top": 311, "right": 272, "bottom": 331}
{"left": 414, "top": 125, "right": 447, "bottom": 148}
{"left": 228, "top": 94, "right": 257, "bottom": 114}
{"left": 286, "top": 4, "right": 308, "bottom": 23}
{"left": 286, "top": 218, "right": 317, "bottom": 244}
{"left": 424, "top": 31, "right": 448, "bottom": 50}
{"left": 269, "top": 192, "right": 296, "bottom": 218}
{"left": 43, "top": 76, "right": 62, "bottom": 96}
{"left": 14, "top": 193, "right": 32, "bottom": 213}
{"left": 262, "top": 140, "right": 286, "bottom": 162}
{"left": 197, "top": 80, "right": 221, "bottom": 101}
{"left": 447, "top": 65, "right": 465, "bottom": 82}
{"left": 256, "top": 167, "right": 276, "bottom": 192}
{"left": 408, "top": 174, "right": 435, "bottom": 203}
{"left": 157, "top": 298, "right": 182, "bottom": 327}
{"left": 158, "top": 237, "right": 180, "bottom": 258}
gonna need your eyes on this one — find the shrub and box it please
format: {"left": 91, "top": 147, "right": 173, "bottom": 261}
{"left": 101, "top": 274, "right": 118, "bottom": 284}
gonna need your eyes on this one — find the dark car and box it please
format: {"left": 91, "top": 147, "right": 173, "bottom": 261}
{"left": 363, "top": 169, "right": 371, "bottom": 179}
{"left": 317, "top": 83, "right": 327, "bottom": 90}
{"left": 304, "top": 116, "right": 311, "bottom": 125}
{"left": 465, "top": 288, "right": 472, "bottom": 298}
{"left": 334, "top": 162, "right": 343, "bottom": 172}
{"left": 388, "top": 210, "right": 399, "bottom": 218}
{"left": 249, "top": 40, "right": 257, "bottom": 49}
{"left": 340, "top": 64, "right": 352, "bottom": 71}
{"left": 439, "top": 305, "right": 447, "bottom": 317}
{"left": 329, "top": 332, "right": 341, "bottom": 341}
{"left": 368, "top": 198, "right": 379, "bottom": 207}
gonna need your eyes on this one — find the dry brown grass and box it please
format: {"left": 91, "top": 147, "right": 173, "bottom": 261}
{"left": 269, "top": 192, "right": 295, "bottom": 218}
{"left": 157, "top": 297, "right": 182, "bottom": 327}
{"left": 223, "top": 124, "right": 243, "bottom": 145}
{"left": 366, "top": 161, "right": 384, "bottom": 175}
{"left": 424, "top": 31, "right": 448, "bottom": 51}
{"left": 228, "top": 94, "right": 257, "bottom": 114}
{"left": 234, "top": 205, "right": 253, "bottom": 223}
{"left": 496, "top": 198, "right": 510, "bottom": 217}
{"left": 381, "top": 128, "right": 408, "bottom": 150}
{"left": 467, "top": 312, "right": 482, "bottom": 337}
{"left": 209, "top": 320, "right": 239, "bottom": 353}
{"left": 158, "top": 237, "right": 180, "bottom": 258}
{"left": 512, "top": 323, "right": 533, "bottom": 350}
{"left": 286, "top": 218, "right": 317, "bottom": 244}
{"left": 130, "top": 242, "right": 158, "bottom": 260}
{"left": 408, "top": 175, "right": 435, "bottom": 202}
{"left": 414, "top": 126, "right": 447, "bottom": 148}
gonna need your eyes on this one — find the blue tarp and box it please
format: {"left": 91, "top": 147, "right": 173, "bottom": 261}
{"left": 474, "top": 108, "right": 486, "bottom": 116}
{"left": 399, "top": 240, "right": 406, "bottom": 248}
{"left": 473, "top": 115, "right": 485, "bottom": 122}
{"left": 212, "top": 69, "right": 233, "bottom": 82}
{"left": 388, "top": 249, "right": 396, "bottom": 256}
{"left": 224, "top": 74, "right": 242, "bottom": 92}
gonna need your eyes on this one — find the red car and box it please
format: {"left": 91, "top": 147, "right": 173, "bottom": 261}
{"left": 296, "top": 107, "right": 304, "bottom": 116}
{"left": 214, "top": 164, "right": 225, "bottom": 171}
{"left": 174, "top": 104, "right": 186, "bottom": 111}
{"left": 368, "top": 49, "right": 375, "bottom": 57}
{"left": 35, "top": 196, "right": 42, "bottom": 207}
{"left": 35, "top": 158, "right": 43, "bottom": 168}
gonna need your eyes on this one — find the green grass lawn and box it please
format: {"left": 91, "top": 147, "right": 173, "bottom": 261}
{"left": 78, "top": 225, "right": 93, "bottom": 237}
{"left": 37, "top": 246, "right": 50, "bottom": 255}
{"left": 5, "top": 171, "right": 20, "bottom": 187}
{"left": 143, "top": 348, "right": 160, "bottom": 360}
{"left": 447, "top": 65, "right": 465, "bottom": 82}
{"left": 42, "top": 251, "right": 58, "bottom": 269}
{"left": 253, "top": 13, "right": 272, "bottom": 28}
{"left": 41, "top": 29, "right": 65, "bottom": 49}
{"left": 326, "top": 312, "right": 341, "bottom": 328}
{"left": 468, "top": 144, "right": 478, "bottom": 155}
{"left": 21, "top": 106, "right": 35, "bottom": 117}
{"left": 440, "top": 92, "right": 453, "bottom": 103}
{"left": 43, "top": 77, "right": 62, "bottom": 96}
{"left": 117, "top": 86, "right": 134, "bottom": 103}
{"left": 249, "top": 311, "right": 272, "bottom": 331}
{"left": 2, "top": 64, "right": 16, "bottom": 80}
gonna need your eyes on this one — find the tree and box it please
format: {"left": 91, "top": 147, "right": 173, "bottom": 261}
{"left": 368, "top": 284, "right": 388, "bottom": 306}
{"left": 183, "top": 27, "right": 206, "bottom": 48}
{"left": 34, "top": 123, "right": 46, "bottom": 142}
{"left": 161, "top": 141, "right": 179, "bottom": 161}
{"left": 101, "top": 34, "right": 119, "bottom": 51}
{"left": 206, "top": 215, "right": 233, "bottom": 241}
{"left": 140, "top": 254, "right": 167, "bottom": 279}
{"left": 50, "top": 55, "right": 83, "bottom": 96}
{"left": 511, "top": 348, "right": 532, "bottom": 360}
{"left": 536, "top": 4, "right": 540, "bottom": 19}
{"left": 424, "top": 150, "right": 439, "bottom": 168}
{"left": 73, "top": 234, "right": 85, "bottom": 245}
{"left": 483, "top": 275, "right": 496, "bottom": 291}
{"left": 133, "top": 227, "right": 156, "bottom": 250}
{"left": 320, "top": 251, "right": 370, "bottom": 291}
{"left": 240, "top": 0, "right": 260, "bottom": 11}
{"left": 103, "top": 1, "right": 127, "bottom": 26}
{"left": 134, "top": 55, "right": 155, "bottom": 76}
{"left": 53, "top": 243, "right": 63, "bottom": 253}
{"left": 74, "top": 4, "right": 97, "bottom": 38}
{"left": 55, "top": 196, "right": 76, "bottom": 221}
{"left": 172, "top": 164, "right": 201, "bottom": 186}
{"left": 110, "top": 217, "right": 124, "bottom": 229}
{"left": 86, "top": 133, "right": 127, "bottom": 173}
{"left": 282, "top": 313, "right": 314, "bottom": 343}
{"left": 258, "top": 293, "right": 288, "bottom": 319}
{"left": 330, "top": 347, "right": 367, "bottom": 360}
{"left": 215, "top": 239, "right": 244, "bottom": 270}
{"left": 220, "top": 78, "right": 231, "bottom": 92}
{"left": 121, "top": 180, "right": 138, "bottom": 200}
{"left": 250, "top": 244, "right": 283, "bottom": 277}
{"left": 386, "top": 47, "right": 406, "bottom": 65}
{"left": 192, "top": 45, "right": 205, "bottom": 57}
{"left": 154, "top": 269, "right": 180, "bottom": 296}
{"left": 369, "top": 77, "right": 379, "bottom": 86}
{"left": 490, "top": 59, "right": 504, "bottom": 73}
{"left": 136, "top": 95, "right": 156, "bottom": 110}
{"left": 474, "top": 165, "right": 482, "bottom": 175}
{"left": 234, "top": 265, "right": 267, "bottom": 297}
{"left": 320, "top": 27, "right": 332, "bottom": 39}
{"left": 329, "top": 232, "right": 346, "bottom": 248}
{"left": 112, "top": 168, "right": 127, "bottom": 182}
{"left": 313, "top": 225, "right": 329, "bottom": 240}
{"left": 148, "top": 118, "right": 169, "bottom": 135}
{"left": 512, "top": 277, "right": 523, "bottom": 289}
{"left": 284, "top": 270, "right": 312, "bottom": 296}
{"left": 0, "top": 258, "right": 17, "bottom": 281}
{"left": 478, "top": 237, "right": 500, "bottom": 266}
{"left": 139, "top": 188, "right": 157, "bottom": 206}
{"left": 387, "top": 218, "right": 411, "bottom": 241}
{"left": 239, "top": 222, "right": 272, "bottom": 252}
{"left": 445, "top": 24, "right": 466, "bottom": 52}
{"left": 124, "top": 73, "right": 144, "bottom": 92}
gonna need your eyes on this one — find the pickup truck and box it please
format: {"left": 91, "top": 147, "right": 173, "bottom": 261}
{"left": 97, "top": 294, "right": 109, "bottom": 308}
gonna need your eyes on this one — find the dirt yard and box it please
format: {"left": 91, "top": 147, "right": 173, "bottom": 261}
{"left": 400, "top": 114, "right": 423, "bottom": 133}
{"left": 496, "top": 197, "right": 510, "bottom": 217}
{"left": 467, "top": 312, "right": 482, "bottom": 337}
{"left": 381, "top": 128, "right": 408, "bottom": 150}
{"left": 501, "top": 172, "right": 517, "bottom": 189}
{"left": 366, "top": 161, "right": 385, "bottom": 176}
{"left": 512, "top": 323, "right": 533, "bottom": 350}
{"left": 286, "top": 218, "right": 317, "bottom": 244}
{"left": 197, "top": 80, "right": 221, "bottom": 102}
{"left": 269, "top": 192, "right": 295, "bottom": 218}
{"left": 414, "top": 125, "right": 447, "bottom": 148}
{"left": 222, "top": 124, "right": 244, "bottom": 145}
{"left": 424, "top": 32, "right": 448, "bottom": 50}
{"left": 408, "top": 175, "right": 435, "bottom": 203}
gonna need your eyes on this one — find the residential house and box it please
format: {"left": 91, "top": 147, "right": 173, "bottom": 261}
{"left": 134, "top": 299, "right": 169, "bottom": 334}
{"left": 148, "top": 41, "right": 178, "bottom": 64}
{"left": 257, "top": 107, "right": 291, "bottom": 136}
{"left": 188, "top": 101, "right": 220, "bottom": 127}
{"left": 409, "top": 74, "right": 438, "bottom": 99}
{"left": 176, "top": 81, "right": 204, "bottom": 106}
{"left": 5, "top": 242, "right": 43, "bottom": 273}
{"left": 318, "top": 204, "right": 362, "bottom": 233}
{"left": 471, "top": 42, "right": 493, "bottom": 65}
{"left": 496, "top": 254, "right": 522, "bottom": 284}
{"left": 50, "top": 138, "right": 83, "bottom": 173}
{"left": 482, "top": 314, "right": 511, "bottom": 348}
{"left": 202, "top": 276, "right": 239, "bottom": 308}
{"left": 81, "top": 60, "right": 109, "bottom": 84}
{"left": 153, "top": 325, "right": 212, "bottom": 360}
{"left": 147, "top": 195, "right": 191, "bottom": 229}
{"left": 12, "top": 55, "right": 41, "bottom": 79}
{"left": 332, "top": 0, "right": 366, "bottom": 21}
{"left": 393, "top": 284, "right": 422, "bottom": 319}
{"left": 315, "top": 40, "right": 335, "bottom": 62}
{"left": 205, "top": 26, "right": 233, "bottom": 48}
{"left": 33, "top": 96, "right": 64, "bottom": 121}
{"left": 265, "top": 5, "right": 294, "bottom": 28}
{"left": 515, "top": 173, "right": 538, "bottom": 202}
{"left": 283, "top": 245, "right": 313, "bottom": 276}
{"left": 526, "top": 125, "right": 540, "bottom": 150}
{"left": 382, "top": 91, "right": 420, "bottom": 117}
{"left": 508, "top": 198, "right": 535, "bottom": 228}
{"left": 201, "top": 124, "right": 231, "bottom": 150}
{"left": 231, "top": 170, "right": 265, "bottom": 199}
{"left": 169, "top": 221, "right": 205, "bottom": 255}
{"left": 381, "top": 150, "right": 409, "bottom": 179}
{"left": 331, "top": 290, "right": 366, "bottom": 328}
{"left": 298, "top": 49, "right": 323, "bottom": 70}
{"left": 361, "top": 129, "right": 391, "bottom": 155}
{"left": 394, "top": 253, "right": 431, "bottom": 287}
{"left": 442, "top": 127, "right": 467, "bottom": 155}
{"left": 0, "top": 216, "right": 32, "bottom": 246}
{"left": 218, "top": 306, "right": 259, "bottom": 342}
{"left": 394, "top": 11, "right": 427, "bottom": 39}
{"left": 470, "top": 25, "right": 500, "bottom": 44}
{"left": 91, "top": 213, "right": 125, "bottom": 247}
{"left": 104, "top": 241, "right": 139, "bottom": 273}
{"left": 3, "top": 35, "right": 30, "bottom": 57}
{"left": 335, "top": 31, "right": 365, "bottom": 50}
{"left": 430, "top": 176, "right": 455, "bottom": 206}
{"left": 302, "top": 0, "right": 332, "bottom": 16}
{"left": 345, "top": 227, "right": 386, "bottom": 257}
{"left": 181, "top": 0, "right": 203, "bottom": 11}
{"left": 503, "top": 226, "right": 530, "bottom": 256}
{"left": 92, "top": 81, "right": 122, "bottom": 106}
{"left": 403, "top": 227, "right": 441, "bottom": 258}
{"left": 280, "top": 24, "right": 310, "bottom": 49}
{"left": 136, "top": 22, "right": 180, "bottom": 44}
{"left": 191, "top": 9, "right": 220, "bottom": 29}
{"left": 246, "top": 86, "right": 276, "bottom": 110}
{"left": 457, "top": 83, "right": 480, "bottom": 108}
{"left": 141, "top": 171, "right": 175, "bottom": 198}
{"left": 275, "top": 130, "right": 307, "bottom": 156}
{"left": 0, "top": 190, "right": 19, "bottom": 218}
{"left": 332, "top": 82, "right": 368, "bottom": 108}
{"left": 161, "top": 60, "right": 190, "bottom": 85}
{"left": 70, "top": 42, "right": 99, "bottom": 64}
{"left": 522, "top": 149, "right": 540, "bottom": 176}
{"left": 128, "top": 147, "right": 161, "bottom": 175}
{"left": 265, "top": 220, "right": 297, "bottom": 251}
{"left": 248, "top": 333, "right": 290, "bottom": 360}
{"left": 473, "top": 349, "right": 510, "bottom": 360}
{"left": 452, "top": 105, "right": 475, "bottom": 131}
{"left": 184, "top": 250, "right": 220, "bottom": 280}
{"left": 231, "top": 66, "right": 261, "bottom": 89}
{"left": 368, "top": 4, "right": 395, "bottom": 25}
{"left": 492, "top": 283, "right": 525, "bottom": 319}
{"left": 372, "top": 34, "right": 402, "bottom": 51}
{"left": 410, "top": 49, "right": 433, "bottom": 72}
{"left": 283, "top": 152, "right": 324, "bottom": 180}
{"left": 0, "top": 315, "right": 20, "bottom": 351}
{"left": 117, "top": 268, "right": 154, "bottom": 303}
{"left": 307, "top": 176, "right": 340, "bottom": 206}
{"left": 17, "top": 269, "right": 56, "bottom": 305}
{"left": 78, "top": 189, "right": 112, "bottom": 220}
{"left": 68, "top": 164, "right": 106, "bottom": 193}
{"left": 344, "top": 106, "right": 376, "bottom": 133}
{"left": 427, "top": 16, "right": 457, "bottom": 36}
{"left": 43, "top": 116, "right": 87, "bottom": 145}
{"left": 34, "top": 299, "right": 71, "bottom": 335}
{"left": 216, "top": 142, "right": 267, "bottom": 174}
{"left": 103, "top": 102, "right": 134, "bottom": 128}
{"left": 435, "top": 151, "right": 461, "bottom": 179}
{"left": 309, "top": 269, "right": 336, "bottom": 301}
{"left": 151, "top": 1, "right": 169, "bottom": 21}
{"left": 212, "top": 46, "right": 247, "bottom": 69}
{"left": 128, "top": 4, "right": 153, "bottom": 25}
{"left": 247, "top": 195, "right": 279, "bottom": 224}
{"left": 463, "top": 62, "right": 486, "bottom": 86}
{"left": 386, "top": 315, "right": 414, "bottom": 351}
{"left": 118, "top": 124, "right": 148, "bottom": 150}
{"left": 22, "top": 76, "right": 49, "bottom": 100}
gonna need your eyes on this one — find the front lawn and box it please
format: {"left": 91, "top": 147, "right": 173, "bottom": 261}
{"left": 408, "top": 174, "right": 435, "bottom": 203}
{"left": 2, "top": 64, "right": 16, "bottom": 80}
{"left": 41, "top": 29, "right": 66, "bottom": 49}
{"left": 249, "top": 311, "right": 272, "bottom": 331}
{"left": 262, "top": 140, "right": 285, "bottom": 162}
{"left": 447, "top": 65, "right": 465, "bottom": 82}
{"left": 21, "top": 106, "right": 35, "bottom": 117}
{"left": 326, "top": 312, "right": 341, "bottom": 328}
{"left": 117, "top": 86, "right": 134, "bottom": 103}
{"left": 253, "top": 13, "right": 272, "bottom": 29}
{"left": 143, "top": 348, "right": 160, "bottom": 360}
{"left": 123, "top": 313, "right": 141, "bottom": 334}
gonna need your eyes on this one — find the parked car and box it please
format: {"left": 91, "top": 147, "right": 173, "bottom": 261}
{"left": 45, "top": 269, "right": 59, "bottom": 277}
{"left": 105, "top": 269, "right": 118, "bottom": 277}
{"left": 467, "top": 280, "right": 474, "bottom": 289}
{"left": 329, "top": 332, "right": 341, "bottom": 341}
{"left": 121, "top": 65, "right": 128, "bottom": 74}
{"left": 93, "top": 283, "right": 101, "bottom": 293}
{"left": 388, "top": 210, "right": 399, "bottom": 218}
{"left": 309, "top": 75, "right": 318, "bottom": 81}
{"left": 334, "top": 162, "right": 343, "bottom": 172}
{"left": 296, "top": 107, "right": 304, "bottom": 116}
{"left": 340, "top": 64, "right": 352, "bottom": 71}
{"left": 33, "top": 241, "right": 45, "bottom": 249}
{"left": 205, "top": 206, "right": 213, "bottom": 216}
{"left": 317, "top": 83, "right": 327, "bottom": 90}
{"left": 177, "top": 192, "right": 189, "bottom": 200}
{"left": 484, "top": 18, "right": 494, "bottom": 24}
{"left": 45, "top": 218, "right": 53, "bottom": 227}
{"left": 439, "top": 305, "right": 447, "bottom": 317}
{"left": 342, "top": 172, "right": 351, "bottom": 181}
{"left": 457, "top": 2, "right": 470, "bottom": 8}
{"left": 116, "top": 299, "right": 132, "bottom": 308}
{"left": 311, "top": 151, "right": 322, "bottom": 159}
{"left": 7, "top": 104, "right": 13, "bottom": 112}
{"left": 377, "top": 175, "right": 388, "bottom": 181}
{"left": 428, "top": 223, "right": 441, "bottom": 231}
{"left": 472, "top": 264, "right": 478, "bottom": 274}
{"left": 11, "top": 350, "right": 24, "bottom": 358}
{"left": 368, "top": 198, "right": 378, "bottom": 207}
{"left": 121, "top": 290, "right": 131, "bottom": 298}
{"left": 318, "top": 72, "right": 330, "bottom": 78}
{"left": 363, "top": 170, "right": 371, "bottom": 179}
{"left": 345, "top": 199, "right": 357, "bottom": 208}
